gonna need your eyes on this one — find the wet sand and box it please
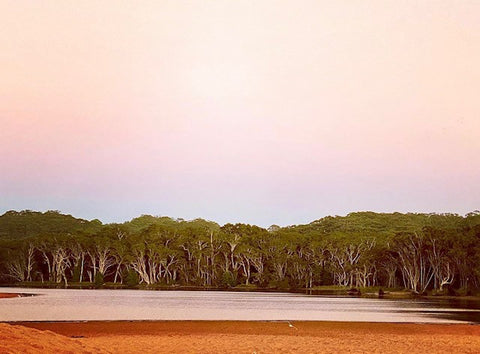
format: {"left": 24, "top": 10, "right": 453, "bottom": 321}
{"left": 2, "top": 321, "right": 479, "bottom": 353}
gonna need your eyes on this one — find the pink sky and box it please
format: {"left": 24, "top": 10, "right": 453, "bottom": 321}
{"left": 1, "top": 1, "right": 479, "bottom": 226}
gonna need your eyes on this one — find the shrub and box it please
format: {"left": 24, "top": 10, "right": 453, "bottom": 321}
{"left": 71, "top": 266, "right": 81, "bottom": 282}
{"left": 94, "top": 272, "right": 104, "bottom": 288}
{"left": 221, "top": 271, "right": 236, "bottom": 288}
{"left": 125, "top": 270, "right": 139, "bottom": 288}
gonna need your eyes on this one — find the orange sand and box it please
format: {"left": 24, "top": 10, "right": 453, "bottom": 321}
{"left": 1, "top": 321, "right": 478, "bottom": 353}
{"left": 0, "top": 323, "right": 108, "bottom": 354}
{"left": 0, "top": 293, "right": 19, "bottom": 299}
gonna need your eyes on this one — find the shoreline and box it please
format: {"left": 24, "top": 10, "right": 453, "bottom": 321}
{"left": 2, "top": 320, "right": 480, "bottom": 353}
{"left": 7, "top": 319, "right": 480, "bottom": 325}
{"left": 12, "top": 319, "right": 480, "bottom": 332}
{"left": 0, "top": 292, "right": 37, "bottom": 299}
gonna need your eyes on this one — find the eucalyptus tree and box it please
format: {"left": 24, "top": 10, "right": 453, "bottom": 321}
{"left": 234, "top": 225, "right": 269, "bottom": 285}
{"left": 327, "top": 233, "right": 376, "bottom": 287}
{"left": 35, "top": 235, "right": 71, "bottom": 285}
{"left": 3, "top": 245, "right": 29, "bottom": 282}
{"left": 394, "top": 232, "right": 434, "bottom": 293}
{"left": 85, "top": 233, "right": 114, "bottom": 282}
{"left": 69, "top": 234, "right": 90, "bottom": 282}
{"left": 308, "top": 238, "right": 330, "bottom": 286}
{"left": 267, "top": 232, "right": 291, "bottom": 284}
{"left": 36, "top": 235, "right": 71, "bottom": 284}
{"left": 219, "top": 224, "right": 244, "bottom": 282}
{"left": 177, "top": 222, "right": 209, "bottom": 285}
{"left": 378, "top": 249, "right": 399, "bottom": 288}
{"left": 8, "top": 241, "right": 36, "bottom": 282}
{"left": 110, "top": 235, "right": 131, "bottom": 284}
{"left": 177, "top": 219, "right": 220, "bottom": 286}
{"left": 129, "top": 241, "right": 150, "bottom": 284}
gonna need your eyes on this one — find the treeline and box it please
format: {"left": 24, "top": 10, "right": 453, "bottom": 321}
{"left": 1, "top": 210, "right": 479, "bottom": 294}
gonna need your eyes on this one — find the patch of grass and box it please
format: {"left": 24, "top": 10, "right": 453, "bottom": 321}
{"left": 309, "top": 285, "right": 350, "bottom": 291}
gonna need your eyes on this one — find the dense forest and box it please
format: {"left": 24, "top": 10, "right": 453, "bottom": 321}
{"left": 1, "top": 210, "right": 479, "bottom": 295}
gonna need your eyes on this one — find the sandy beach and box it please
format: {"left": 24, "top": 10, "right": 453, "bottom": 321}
{"left": 0, "top": 320, "right": 478, "bottom": 354}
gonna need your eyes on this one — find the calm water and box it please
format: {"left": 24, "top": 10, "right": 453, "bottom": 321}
{"left": 1, "top": 287, "right": 479, "bottom": 323}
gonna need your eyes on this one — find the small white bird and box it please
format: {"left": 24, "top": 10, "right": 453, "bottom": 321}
{"left": 287, "top": 321, "right": 298, "bottom": 330}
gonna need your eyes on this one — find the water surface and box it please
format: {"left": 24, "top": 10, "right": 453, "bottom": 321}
{"left": 1, "top": 287, "right": 479, "bottom": 323}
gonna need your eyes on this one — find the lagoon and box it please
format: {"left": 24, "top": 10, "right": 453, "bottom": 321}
{"left": 0, "top": 287, "right": 479, "bottom": 323}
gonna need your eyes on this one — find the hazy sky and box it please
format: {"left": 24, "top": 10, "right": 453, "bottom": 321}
{"left": 1, "top": 1, "right": 479, "bottom": 226}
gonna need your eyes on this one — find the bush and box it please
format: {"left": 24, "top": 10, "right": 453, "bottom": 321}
{"left": 71, "top": 266, "right": 81, "bottom": 282}
{"left": 125, "top": 270, "right": 139, "bottom": 288}
{"left": 94, "top": 272, "right": 104, "bottom": 288}
{"left": 270, "top": 279, "right": 289, "bottom": 289}
{"left": 456, "top": 287, "right": 473, "bottom": 296}
{"left": 221, "top": 271, "right": 236, "bottom": 288}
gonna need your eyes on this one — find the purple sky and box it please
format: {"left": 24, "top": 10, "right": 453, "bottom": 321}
{"left": 1, "top": 1, "right": 479, "bottom": 226}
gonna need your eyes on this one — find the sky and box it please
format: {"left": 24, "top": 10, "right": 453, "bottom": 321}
{"left": 1, "top": 1, "right": 479, "bottom": 227}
